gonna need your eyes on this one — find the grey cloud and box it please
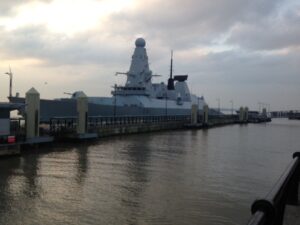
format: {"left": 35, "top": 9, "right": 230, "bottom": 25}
{"left": 227, "top": 5, "right": 300, "bottom": 50}
{"left": 0, "top": 1, "right": 25, "bottom": 15}
{"left": 104, "top": 0, "right": 300, "bottom": 56}
{"left": 0, "top": 26, "right": 133, "bottom": 67}
{"left": 107, "top": 0, "right": 282, "bottom": 49}
{"left": 0, "top": 0, "right": 292, "bottom": 66}
{"left": 183, "top": 50, "right": 300, "bottom": 86}
{"left": 0, "top": 0, "right": 299, "bottom": 109}
{"left": 0, "top": 0, "right": 52, "bottom": 15}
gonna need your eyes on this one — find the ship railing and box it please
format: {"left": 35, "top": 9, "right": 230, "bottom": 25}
{"left": 247, "top": 152, "right": 300, "bottom": 225}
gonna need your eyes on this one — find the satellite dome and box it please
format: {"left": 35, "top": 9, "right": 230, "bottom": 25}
{"left": 135, "top": 38, "right": 146, "bottom": 47}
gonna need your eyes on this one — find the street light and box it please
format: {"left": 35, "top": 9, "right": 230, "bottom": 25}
{"left": 258, "top": 102, "right": 262, "bottom": 112}
{"left": 165, "top": 93, "right": 168, "bottom": 117}
{"left": 113, "top": 84, "right": 117, "bottom": 117}
{"left": 4, "top": 67, "right": 13, "bottom": 98}
{"left": 230, "top": 100, "right": 234, "bottom": 115}
{"left": 216, "top": 98, "right": 220, "bottom": 115}
{"left": 197, "top": 97, "right": 200, "bottom": 109}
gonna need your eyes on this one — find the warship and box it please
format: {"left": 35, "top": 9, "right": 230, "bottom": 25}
{"left": 10, "top": 38, "right": 206, "bottom": 122}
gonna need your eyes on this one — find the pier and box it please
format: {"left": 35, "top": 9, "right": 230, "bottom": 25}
{"left": 6, "top": 111, "right": 269, "bottom": 147}
{"left": 0, "top": 88, "right": 273, "bottom": 156}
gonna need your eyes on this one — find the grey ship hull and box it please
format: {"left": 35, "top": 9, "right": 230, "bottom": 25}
{"left": 10, "top": 97, "right": 191, "bottom": 123}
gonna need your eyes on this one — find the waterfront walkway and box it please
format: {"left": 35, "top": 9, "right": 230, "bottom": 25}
{"left": 284, "top": 185, "right": 300, "bottom": 225}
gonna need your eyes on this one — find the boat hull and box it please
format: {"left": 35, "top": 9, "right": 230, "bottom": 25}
{"left": 10, "top": 97, "right": 195, "bottom": 122}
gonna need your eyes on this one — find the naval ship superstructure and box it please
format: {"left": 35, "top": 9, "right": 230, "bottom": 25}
{"left": 10, "top": 38, "right": 206, "bottom": 122}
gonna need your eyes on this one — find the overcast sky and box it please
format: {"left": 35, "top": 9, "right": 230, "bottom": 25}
{"left": 0, "top": 0, "right": 299, "bottom": 110}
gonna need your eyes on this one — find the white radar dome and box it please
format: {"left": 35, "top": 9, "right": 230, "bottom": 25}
{"left": 135, "top": 38, "right": 146, "bottom": 47}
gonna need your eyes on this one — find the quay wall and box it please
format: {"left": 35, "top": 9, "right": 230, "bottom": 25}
{"left": 207, "top": 117, "right": 238, "bottom": 126}
{"left": 91, "top": 121, "right": 187, "bottom": 137}
{"left": 0, "top": 144, "right": 20, "bottom": 156}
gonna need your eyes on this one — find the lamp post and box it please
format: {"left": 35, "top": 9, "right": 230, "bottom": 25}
{"left": 4, "top": 67, "right": 13, "bottom": 98}
{"left": 258, "top": 102, "right": 263, "bottom": 112}
{"left": 165, "top": 93, "right": 168, "bottom": 117}
{"left": 216, "top": 98, "right": 220, "bottom": 115}
{"left": 113, "top": 84, "right": 117, "bottom": 117}
{"left": 230, "top": 100, "right": 234, "bottom": 115}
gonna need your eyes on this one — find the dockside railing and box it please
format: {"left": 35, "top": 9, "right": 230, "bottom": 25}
{"left": 88, "top": 115, "right": 190, "bottom": 128}
{"left": 49, "top": 114, "right": 244, "bottom": 134}
{"left": 49, "top": 115, "right": 191, "bottom": 134}
{"left": 10, "top": 118, "right": 26, "bottom": 141}
{"left": 247, "top": 152, "right": 300, "bottom": 225}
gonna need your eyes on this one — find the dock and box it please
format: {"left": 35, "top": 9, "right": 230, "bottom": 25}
{"left": 0, "top": 88, "right": 272, "bottom": 157}
{"left": 9, "top": 112, "right": 270, "bottom": 146}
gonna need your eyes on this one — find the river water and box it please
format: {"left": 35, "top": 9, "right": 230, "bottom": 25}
{"left": 0, "top": 118, "right": 299, "bottom": 225}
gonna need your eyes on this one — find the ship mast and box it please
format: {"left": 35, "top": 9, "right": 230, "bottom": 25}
{"left": 167, "top": 50, "right": 175, "bottom": 90}
{"left": 170, "top": 50, "right": 173, "bottom": 79}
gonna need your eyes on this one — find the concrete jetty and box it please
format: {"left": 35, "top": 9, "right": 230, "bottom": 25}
{"left": 0, "top": 87, "right": 273, "bottom": 156}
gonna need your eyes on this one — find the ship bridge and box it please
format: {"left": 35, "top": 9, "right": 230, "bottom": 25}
{"left": 111, "top": 86, "right": 150, "bottom": 96}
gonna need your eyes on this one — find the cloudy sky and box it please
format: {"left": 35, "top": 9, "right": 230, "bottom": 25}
{"left": 0, "top": 0, "right": 299, "bottom": 110}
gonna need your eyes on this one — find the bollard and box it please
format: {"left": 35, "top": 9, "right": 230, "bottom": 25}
{"left": 191, "top": 104, "right": 198, "bottom": 124}
{"left": 244, "top": 107, "right": 249, "bottom": 122}
{"left": 25, "top": 87, "right": 40, "bottom": 139}
{"left": 239, "top": 107, "right": 244, "bottom": 122}
{"left": 76, "top": 92, "right": 88, "bottom": 134}
{"left": 203, "top": 104, "right": 209, "bottom": 125}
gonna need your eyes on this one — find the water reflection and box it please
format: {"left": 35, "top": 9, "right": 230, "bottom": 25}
{"left": 22, "top": 154, "right": 40, "bottom": 197}
{"left": 75, "top": 145, "right": 89, "bottom": 184}
{"left": 0, "top": 157, "right": 21, "bottom": 222}
{"left": 0, "top": 119, "right": 299, "bottom": 225}
{"left": 121, "top": 135, "right": 153, "bottom": 225}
